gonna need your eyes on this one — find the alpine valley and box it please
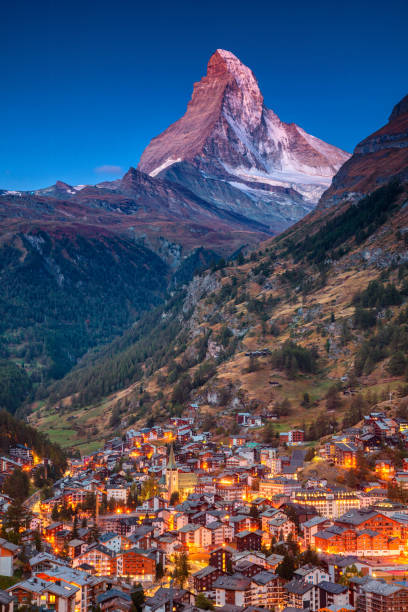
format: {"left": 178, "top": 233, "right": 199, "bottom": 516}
{"left": 0, "top": 51, "right": 407, "bottom": 455}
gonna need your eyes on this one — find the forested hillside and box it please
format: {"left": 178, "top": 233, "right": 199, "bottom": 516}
{"left": 0, "top": 231, "right": 169, "bottom": 399}
{"left": 30, "top": 180, "right": 408, "bottom": 452}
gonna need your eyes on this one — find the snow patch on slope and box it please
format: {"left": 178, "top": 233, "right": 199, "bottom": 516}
{"left": 223, "top": 164, "right": 332, "bottom": 200}
{"left": 150, "top": 157, "right": 182, "bottom": 177}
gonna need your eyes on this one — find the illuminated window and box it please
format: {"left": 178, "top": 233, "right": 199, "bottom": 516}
{"left": 49, "top": 595, "right": 56, "bottom": 604}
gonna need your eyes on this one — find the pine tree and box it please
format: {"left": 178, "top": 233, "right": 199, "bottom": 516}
{"left": 89, "top": 521, "right": 100, "bottom": 543}
{"left": 130, "top": 584, "right": 145, "bottom": 612}
{"left": 1, "top": 500, "right": 30, "bottom": 544}
{"left": 173, "top": 551, "right": 190, "bottom": 588}
{"left": 249, "top": 504, "right": 259, "bottom": 519}
{"left": 60, "top": 540, "right": 69, "bottom": 560}
{"left": 277, "top": 554, "right": 296, "bottom": 580}
{"left": 196, "top": 593, "right": 214, "bottom": 610}
{"left": 33, "top": 529, "right": 43, "bottom": 552}
{"left": 72, "top": 515, "right": 79, "bottom": 539}
{"left": 155, "top": 561, "right": 164, "bottom": 581}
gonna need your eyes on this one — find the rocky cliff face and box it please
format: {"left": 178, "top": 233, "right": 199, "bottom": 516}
{"left": 319, "top": 93, "right": 408, "bottom": 209}
{"left": 138, "top": 49, "right": 350, "bottom": 232}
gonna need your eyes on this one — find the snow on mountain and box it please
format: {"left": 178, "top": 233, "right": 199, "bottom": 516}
{"left": 138, "top": 49, "right": 350, "bottom": 231}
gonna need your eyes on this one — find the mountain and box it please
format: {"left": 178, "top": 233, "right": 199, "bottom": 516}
{"left": 138, "top": 49, "right": 350, "bottom": 232}
{"left": 0, "top": 50, "right": 353, "bottom": 397}
{"left": 36, "top": 94, "right": 408, "bottom": 453}
{"left": 0, "top": 170, "right": 269, "bottom": 394}
{"left": 319, "top": 94, "right": 408, "bottom": 209}
{"left": 1, "top": 169, "right": 268, "bottom": 254}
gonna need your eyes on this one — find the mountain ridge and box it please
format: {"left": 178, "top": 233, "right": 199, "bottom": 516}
{"left": 319, "top": 93, "right": 408, "bottom": 209}
{"left": 138, "top": 49, "right": 350, "bottom": 232}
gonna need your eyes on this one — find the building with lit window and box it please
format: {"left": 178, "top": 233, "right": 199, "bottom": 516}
{"left": 34, "top": 567, "right": 101, "bottom": 612}
{"left": 314, "top": 510, "right": 404, "bottom": 556}
{"left": 353, "top": 578, "right": 408, "bottom": 612}
{"left": 9, "top": 576, "right": 78, "bottom": 612}
{"left": 115, "top": 548, "right": 155, "bottom": 582}
{"left": 73, "top": 545, "right": 116, "bottom": 576}
{"left": 291, "top": 488, "right": 360, "bottom": 519}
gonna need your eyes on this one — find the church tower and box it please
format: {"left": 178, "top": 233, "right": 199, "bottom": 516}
{"left": 166, "top": 444, "right": 178, "bottom": 503}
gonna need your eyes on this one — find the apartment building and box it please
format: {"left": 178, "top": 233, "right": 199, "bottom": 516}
{"left": 9, "top": 576, "right": 78, "bottom": 612}
{"left": 213, "top": 574, "right": 252, "bottom": 607}
{"left": 292, "top": 489, "right": 360, "bottom": 519}
{"left": 34, "top": 567, "right": 100, "bottom": 612}
{"left": 250, "top": 571, "right": 286, "bottom": 609}
{"left": 73, "top": 545, "right": 116, "bottom": 576}
{"left": 355, "top": 579, "right": 408, "bottom": 612}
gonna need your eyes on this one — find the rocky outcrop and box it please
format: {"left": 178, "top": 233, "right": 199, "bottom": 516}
{"left": 138, "top": 49, "right": 349, "bottom": 233}
{"left": 319, "top": 93, "right": 408, "bottom": 209}
{"left": 389, "top": 94, "right": 408, "bottom": 122}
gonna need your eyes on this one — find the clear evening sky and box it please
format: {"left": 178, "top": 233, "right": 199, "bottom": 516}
{"left": 1, "top": 0, "right": 407, "bottom": 190}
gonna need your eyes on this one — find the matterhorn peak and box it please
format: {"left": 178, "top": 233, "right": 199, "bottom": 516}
{"left": 207, "top": 49, "right": 259, "bottom": 89}
{"left": 139, "top": 49, "right": 267, "bottom": 176}
{"left": 205, "top": 49, "right": 264, "bottom": 128}
{"left": 138, "top": 50, "right": 350, "bottom": 233}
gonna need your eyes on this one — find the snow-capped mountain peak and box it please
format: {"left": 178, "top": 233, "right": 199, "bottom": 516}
{"left": 138, "top": 49, "right": 350, "bottom": 232}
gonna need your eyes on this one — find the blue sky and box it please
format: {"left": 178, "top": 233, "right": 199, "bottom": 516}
{"left": 1, "top": 0, "right": 407, "bottom": 190}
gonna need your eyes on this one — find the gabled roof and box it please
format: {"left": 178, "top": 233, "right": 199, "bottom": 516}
{"left": 0, "top": 591, "right": 13, "bottom": 605}
{"left": 193, "top": 565, "right": 220, "bottom": 579}
{"left": 97, "top": 589, "right": 131, "bottom": 604}
{"left": 145, "top": 587, "right": 189, "bottom": 611}
{"left": 337, "top": 509, "right": 379, "bottom": 525}
{"left": 302, "top": 516, "right": 328, "bottom": 528}
{"left": 0, "top": 537, "right": 20, "bottom": 553}
{"left": 251, "top": 571, "right": 278, "bottom": 585}
{"left": 235, "top": 530, "right": 262, "bottom": 539}
{"left": 213, "top": 574, "right": 252, "bottom": 591}
{"left": 207, "top": 521, "right": 224, "bottom": 531}
{"left": 295, "top": 564, "right": 322, "bottom": 577}
{"left": 361, "top": 580, "right": 403, "bottom": 596}
{"left": 285, "top": 579, "right": 314, "bottom": 595}
{"left": 178, "top": 523, "right": 201, "bottom": 533}
{"left": 318, "top": 581, "right": 347, "bottom": 594}
{"left": 99, "top": 532, "right": 118, "bottom": 542}
{"left": 357, "top": 529, "right": 379, "bottom": 537}
{"left": 68, "top": 539, "right": 85, "bottom": 547}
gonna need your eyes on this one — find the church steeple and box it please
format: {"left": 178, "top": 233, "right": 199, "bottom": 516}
{"left": 167, "top": 443, "right": 177, "bottom": 470}
{"left": 166, "top": 443, "right": 178, "bottom": 502}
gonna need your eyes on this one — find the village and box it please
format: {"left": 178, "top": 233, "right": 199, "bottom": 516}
{"left": 0, "top": 405, "right": 408, "bottom": 612}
